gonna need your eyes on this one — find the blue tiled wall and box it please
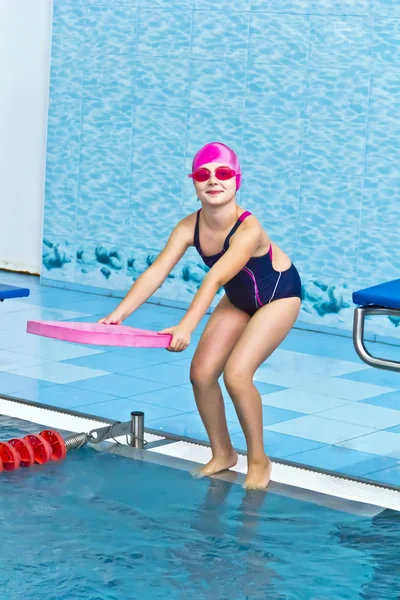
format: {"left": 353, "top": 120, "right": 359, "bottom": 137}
{"left": 43, "top": 0, "right": 400, "bottom": 338}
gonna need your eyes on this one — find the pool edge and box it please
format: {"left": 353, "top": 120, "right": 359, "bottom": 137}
{"left": 1, "top": 393, "right": 400, "bottom": 514}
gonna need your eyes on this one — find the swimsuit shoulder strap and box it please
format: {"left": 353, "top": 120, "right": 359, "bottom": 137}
{"left": 193, "top": 209, "right": 202, "bottom": 253}
{"left": 223, "top": 211, "right": 252, "bottom": 251}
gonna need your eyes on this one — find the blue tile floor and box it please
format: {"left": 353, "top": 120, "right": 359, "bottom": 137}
{"left": 1, "top": 271, "right": 400, "bottom": 487}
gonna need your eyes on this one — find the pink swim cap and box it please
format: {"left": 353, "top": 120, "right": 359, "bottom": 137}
{"left": 192, "top": 142, "right": 241, "bottom": 190}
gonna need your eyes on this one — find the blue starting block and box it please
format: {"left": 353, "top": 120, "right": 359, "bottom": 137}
{"left": 0, "top": 283, "right": 30, "bottom": 302}
{"left": 353, "top": 279, "right": 400, "bottom": 372}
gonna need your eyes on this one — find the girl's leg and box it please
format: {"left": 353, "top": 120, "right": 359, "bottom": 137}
{"left": 223, "top": 297, "right": 301, "bottom": 489}
{"left": 190, "top": 295, "right": 250, "bottom": 476}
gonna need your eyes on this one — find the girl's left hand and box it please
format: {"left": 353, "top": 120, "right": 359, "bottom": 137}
{"left": 158, "top": 324, "right": 191, "bottom": 352}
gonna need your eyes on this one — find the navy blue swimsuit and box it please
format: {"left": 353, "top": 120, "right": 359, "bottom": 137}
{"left": 194, "top": 209, "right": 302, "bottom": 317}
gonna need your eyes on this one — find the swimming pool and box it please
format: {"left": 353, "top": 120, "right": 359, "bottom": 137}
{"left": 1, "top": 414, "right": 399, "bottom": 599}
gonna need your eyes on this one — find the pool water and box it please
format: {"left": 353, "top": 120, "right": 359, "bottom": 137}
{"left": 1, "top": 416, "right": 400, "bottom": 600}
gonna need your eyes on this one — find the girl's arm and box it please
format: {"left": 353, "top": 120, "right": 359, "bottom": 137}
{"left": 99, "top": 217, "right": 194, "bottom": 324}
{"left": 161, "top": 219, "right": 262, "bottom": 350}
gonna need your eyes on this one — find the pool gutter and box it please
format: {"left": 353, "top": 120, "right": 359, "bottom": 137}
{"left": 1, "top": 393, "right": 400, "bottom": 515}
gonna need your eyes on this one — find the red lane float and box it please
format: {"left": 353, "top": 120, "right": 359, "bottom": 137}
{"left": 23, "top": 434, "right": 52, "bottom": 465}
{"left": 0, "top": 442, "right": 21, "bottom": 471}
{"left": 8, "top": 437, "right": 35, "bottom": 467}
{"left": 40, "top": 430, "right": 67, "bottom": 461}
{"left": 0, "top": 430, "right": 69, "bottom": 473}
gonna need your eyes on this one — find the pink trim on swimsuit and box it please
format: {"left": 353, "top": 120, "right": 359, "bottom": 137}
{"left": 243, "top": 266, "right": 264, "bottom": 308}
{"left": 238, "top": 210, "right": 252, "bottom": 222}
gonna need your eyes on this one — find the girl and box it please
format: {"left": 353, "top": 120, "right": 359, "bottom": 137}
{"left": 99, "top": 142, "right": 302, "bottom": 489}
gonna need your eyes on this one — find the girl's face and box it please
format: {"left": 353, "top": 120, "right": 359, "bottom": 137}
{"left": 191, "top": 162, "right": 237, "bottom": 206}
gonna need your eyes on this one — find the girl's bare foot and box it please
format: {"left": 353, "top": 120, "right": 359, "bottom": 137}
{"left": 244, "top": 456, "right": 272, "bottom": 490}
{"left": 193, "top": 449, "right": 238, "bottom": 478}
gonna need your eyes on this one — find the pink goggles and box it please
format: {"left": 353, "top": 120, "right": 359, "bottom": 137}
{"left": 188, "top": 166, "right": 237, "bottom": 183}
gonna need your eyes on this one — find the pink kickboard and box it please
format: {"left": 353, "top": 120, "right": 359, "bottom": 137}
{"left": 26, "top": 320, "right": 172, "bottom": 348}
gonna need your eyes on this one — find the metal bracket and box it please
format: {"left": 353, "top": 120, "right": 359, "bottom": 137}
{"left": 87, "top": 421, "right": 131, "bottom": 444}
{"left": 89, "top": 411, "right": 145, "bottom": 448}
{"left": 353, "top": 306, "right": 400, "bottom": 372}
{"left": 65, "top": 411, "right": 145, "bottom": 450}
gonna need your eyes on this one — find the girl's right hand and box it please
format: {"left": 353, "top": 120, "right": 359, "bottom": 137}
{"left": 97, "top": 310, "right": 125, "bottom": 325}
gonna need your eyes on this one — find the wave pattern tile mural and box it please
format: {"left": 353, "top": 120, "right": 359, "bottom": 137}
{"left": 43, "top": 1, "right": 400, "bottom": 337}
